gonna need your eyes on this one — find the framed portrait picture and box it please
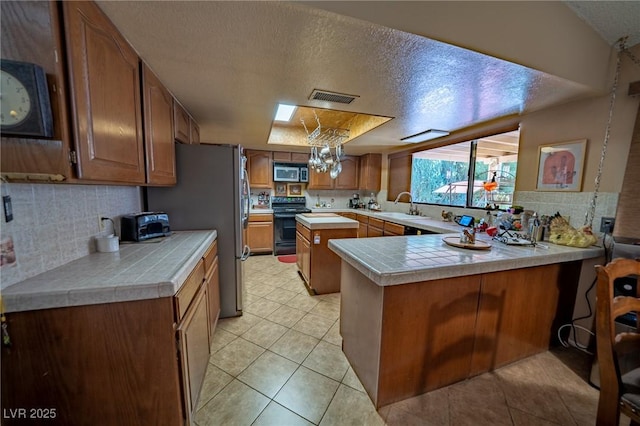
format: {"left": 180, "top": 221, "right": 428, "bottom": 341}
{"left": 275, "top": 183, "right": 287, "bottom": 196}
{"left": 287, "top": 183, "right": 303, "bottom": 196}
{"left": 536, "top": 139, "right": 587, "bottom": 191}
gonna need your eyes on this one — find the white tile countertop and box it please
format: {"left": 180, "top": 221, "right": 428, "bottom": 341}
{"left": 295, "top": 213, "right": 359, "bottom": 230}
{"left": 328, "top": 233, "right": 604, "bottom": 286}
{"left": 2, "top": 230, "right": 217, "bottom": 313}
{"left": 310, "top": 208, "right": 461, "bottom": 233}
{"left": 250, "top": 208, "right": 273, "bottom": 214}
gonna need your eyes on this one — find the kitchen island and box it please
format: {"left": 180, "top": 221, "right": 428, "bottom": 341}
{"left": 328, "top": 233, "right": 603, "bottom": 408}
{"left": 295, "top": 213, "right": 358, "bottom": 294}
{"left": 1, "top": 231, "right": 218, "bottom": 426}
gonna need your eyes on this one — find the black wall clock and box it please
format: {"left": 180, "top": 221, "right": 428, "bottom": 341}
{"left": 0, "top": 59, "right": 54, "bottom": 138}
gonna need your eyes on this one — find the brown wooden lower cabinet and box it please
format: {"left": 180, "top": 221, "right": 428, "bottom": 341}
{"left": 340, "top": 260, "right": 581, "bottom": 408}
{"left": 178, "top": 283, "right": 210, "bottom": 424}
{"left": 207, "top": 256, "right": 221, "bottom": 342}
{"left": 358, "top": 222, "right": 368, "bottom": 238}
{"left": 367, "top": 225, "right": 383, "bottom": 237}
{"left": 248, "top": 213, "right": 273, "bottom": 254}
{"left": 1, "top": 240, "right": 220, "bottom": 425}
{"left": 296, "top": 228, "right": 311, "bottom": 283}
{"left": 203, "top": 241, "right": 220, "bottom": 344}
{"left": 339, "top": 212, "right": 357, "bottom": 220}
{"left": 356, "top": 214, "right": 369, "bottom": 238}
{"left": 383, "top": 221, "right": 404, "bottom": 236}
{"left": 296, "top": 222, "right": 357, "bottom": 294}
{"left": 367, "top": 217, "right": 384, "bottom": 237}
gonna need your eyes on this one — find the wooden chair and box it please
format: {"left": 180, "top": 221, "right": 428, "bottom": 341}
{"left": 596, "top": 258, "right": 640, "bottom": 426}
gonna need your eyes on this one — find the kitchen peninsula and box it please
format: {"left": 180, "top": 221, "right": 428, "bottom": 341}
{"left": 328, "top": 234, "right": 603, "bottom": 408}
{"left": 295, "top": 213, "right": 358, "bottom": 294}
{"left": 1, "top": 231, "right": 218, "bottom": 425}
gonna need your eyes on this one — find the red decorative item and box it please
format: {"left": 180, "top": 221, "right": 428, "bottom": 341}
{"left": 482, "top": 172, "right": 498, "bottom": 192}
{"left": 483, "top": 181, "right": 498, "bottom": 191}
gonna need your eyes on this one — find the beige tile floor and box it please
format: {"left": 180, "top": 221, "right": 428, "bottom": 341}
{"left": 194, "top": 254, "right": 623, "bottom": 426}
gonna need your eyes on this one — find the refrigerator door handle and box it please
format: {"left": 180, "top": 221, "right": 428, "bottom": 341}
{"left": 241, "top": 244, "right": 251, "bottom": 261}
{"left": 242, "top": 168, "right": 251, "bottom": 229}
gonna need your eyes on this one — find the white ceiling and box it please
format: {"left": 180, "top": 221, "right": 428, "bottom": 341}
{"left": 95, "top": 1, "right": 638, "bottom": 155}
{"left": 564, "top": 1, "right": 640, "bottom": 48}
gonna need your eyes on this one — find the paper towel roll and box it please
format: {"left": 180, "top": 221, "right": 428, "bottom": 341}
{"left": 95, "top": 234, "right": 119, "bottom": 253}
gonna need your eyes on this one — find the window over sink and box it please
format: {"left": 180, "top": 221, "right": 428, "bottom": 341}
{"left": 410, "top": 130, "right": 519, "bottom": 210}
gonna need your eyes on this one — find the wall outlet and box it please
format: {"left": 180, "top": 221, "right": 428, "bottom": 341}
{"left": 600, "top": 217, "right": 615, "bottom": 233}
{"left": 98, "top": 215, "right": 107, "bottom": 231}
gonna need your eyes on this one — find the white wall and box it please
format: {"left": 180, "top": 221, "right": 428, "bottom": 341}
{"left": 0, "top": 184, "right": 142, "bottom": 289}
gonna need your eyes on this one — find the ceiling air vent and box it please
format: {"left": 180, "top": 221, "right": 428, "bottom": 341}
{"left": 309, "top": 89, "right": 359, "bottom": 104}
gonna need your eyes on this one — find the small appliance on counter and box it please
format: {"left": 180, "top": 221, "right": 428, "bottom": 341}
{"left": 349, "top": 193, "right": 363, "bottom": 209}
{"left": 120, "top": 212, "right": 171, "bottom": 242}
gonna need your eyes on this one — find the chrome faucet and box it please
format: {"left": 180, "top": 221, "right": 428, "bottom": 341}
{"left": 394, "top": 191, "right": 419, "bottom": 215}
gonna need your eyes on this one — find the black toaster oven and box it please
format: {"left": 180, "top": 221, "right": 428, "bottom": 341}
{"left": 120, "top": 212, "right": 171, "bottom": 242}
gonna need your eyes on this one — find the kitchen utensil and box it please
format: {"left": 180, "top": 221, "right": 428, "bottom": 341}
{"left": 330, "top": 164, "right": 338, "bottom": 179}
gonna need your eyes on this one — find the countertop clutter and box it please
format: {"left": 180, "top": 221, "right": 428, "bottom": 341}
{"left": 328, "top": 232, "right": 603, "bottom": 286}
{"left": 2, "top": 230, "right": 217, "bottom": 313}
{"left": 310, "top": 208, "right": 463, "bottom": 234}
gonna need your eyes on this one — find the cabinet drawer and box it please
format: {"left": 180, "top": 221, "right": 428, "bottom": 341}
{"left": 203, "top": 241, "right": 218, "bottom": 274}
{"left": 296, "top": 222, "right": 311, "bottom": 241}
{"left": 249, "top": 213, "right": 273, "bottom": 222}
{"left": 384, "top": 221, "right": 404, "bottom": 235}
{"left": 356, "top": 214, "right": 369, "bottom": 224}
{"left": 369, "top": 217, "right": 384, "bottom": 229}
{"left": 175, "top": 259, "right": 205, "bottom": 321}
{"left": 340, "top": 212, "right": 357, "bottom": 220}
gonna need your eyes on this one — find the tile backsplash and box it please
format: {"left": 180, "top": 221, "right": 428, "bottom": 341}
{"left": 378, "top": 189, "right": 618, "bottom": 233}
{"left": 513, "top": 191, "right": 618, "bottom": 231}
{"left": 0, "top": 183, "right": 142, "bottom": 289}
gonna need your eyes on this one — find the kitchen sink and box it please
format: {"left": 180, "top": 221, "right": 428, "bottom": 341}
{"left": 377, "top": 212, "right": 431, "bottom": 220}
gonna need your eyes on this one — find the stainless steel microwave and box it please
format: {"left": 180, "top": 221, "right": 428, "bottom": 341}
{"left": 274, "top": 164, "right": 308, "bottom": 182}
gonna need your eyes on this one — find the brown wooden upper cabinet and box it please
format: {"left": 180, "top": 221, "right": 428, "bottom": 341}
{"left": 308, "top": 167, "right": 334, "bottom": 190}
{"left": 190, "top": 117, "right": 200, "bottom": 145}
{"left": 173, "top": 100, "right": 191, "bottom": 144}
{"left": 387, "top": 154, "right": 412, "bottom": 201}
{"left": 0, "top": 1, "right": 73, "bottom": 182}
{"left": 273, "top": 151, "right": 310, "bottom": 163}
{"left": 246, "top": 149, "right": 272, "bottom": 188}
{"left": 359, "top": 153, "right": 382, "bottom": 192}
{"left": 335, "top": 155, "right": 359, "bottom": 189}
{"left": 2, "top": 1, "right": 184, "bottom": 186}
{"left": 141, "top": 63, "right": 176, "bottom": 185}
{"left": 308, "top": 155, "right": 359, "bottom": 190}
{"left": 63, "top": 1, "right": 146, "bottom": 184}
{"left": 173, "top": 99, "right": 200, "bottom": 145}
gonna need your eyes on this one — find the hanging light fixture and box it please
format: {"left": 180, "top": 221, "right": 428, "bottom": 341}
{"left": 301, "top": 111, "right": 350, "bottom": 179}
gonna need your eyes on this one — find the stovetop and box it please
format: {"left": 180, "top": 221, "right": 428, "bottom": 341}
{"left": 272, "top": 196, "right": 311, "bottom": 213}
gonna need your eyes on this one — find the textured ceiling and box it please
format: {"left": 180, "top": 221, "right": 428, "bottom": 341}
{"left": 564, "top": 1, "right": 640, "bottom": 48}
{"left": 95, "top": 1, "right": 616, "bottom": 155}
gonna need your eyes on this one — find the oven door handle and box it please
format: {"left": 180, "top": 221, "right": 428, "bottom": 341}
{"left": 274, "top": 213, "right": 298, "bottom": 219}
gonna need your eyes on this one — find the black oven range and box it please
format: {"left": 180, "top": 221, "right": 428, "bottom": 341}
{"left": 272, "top": 196, "right": 311, "bottom": 255}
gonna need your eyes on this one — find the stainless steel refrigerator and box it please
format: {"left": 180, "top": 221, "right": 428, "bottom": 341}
{"left": 146, "top": 144, "right": 250, "bottom": 318}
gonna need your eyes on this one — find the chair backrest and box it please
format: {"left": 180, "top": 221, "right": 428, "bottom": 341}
{"left": 595, "top": 258, "right": 640, "bottom": 425}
